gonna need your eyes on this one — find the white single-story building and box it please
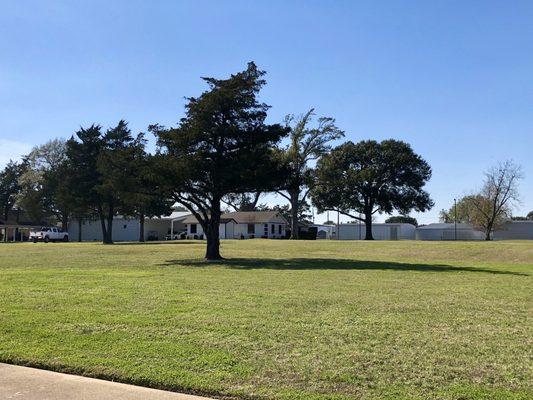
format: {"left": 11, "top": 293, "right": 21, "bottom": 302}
{"left": 337, "top": 223, "right": 416, "bottom": 240}
{"left": 183, "top": 211, "right": 288, "bottom": 239}
{"left": 68, "top": 211, "right": 190, "bottom": 242}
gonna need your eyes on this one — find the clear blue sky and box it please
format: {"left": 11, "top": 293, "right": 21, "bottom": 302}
{"left": 1, "top": 0, "right": 532, "bottom": 224}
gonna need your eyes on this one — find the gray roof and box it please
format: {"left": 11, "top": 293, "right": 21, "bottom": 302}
{"left": 417, "top": 223, "right": 477, "bottom": 230}
{"left": 183, "top": 211, "right": 288, "bottom": 225}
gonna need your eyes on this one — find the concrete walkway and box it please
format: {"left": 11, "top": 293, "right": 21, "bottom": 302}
{"left": 0, "top": 363, "right": 214, "bottom": 400}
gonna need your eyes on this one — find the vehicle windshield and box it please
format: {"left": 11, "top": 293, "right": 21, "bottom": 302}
{"left": 41, "top": 227, "right": 50, "bottom": 231}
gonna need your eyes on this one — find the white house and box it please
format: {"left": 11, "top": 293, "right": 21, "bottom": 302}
{"left": 183, "top": 211, "right": 288, "bottom": 239}
{"left": 337, "top": 223, "right": 416, "bottom": 240}
{"left": 68, "top": 211, "right": 190, "bottom": 242}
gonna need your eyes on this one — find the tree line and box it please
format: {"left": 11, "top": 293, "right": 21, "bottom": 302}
{"left": 1, "top": 62, "right": 439, "bottom": 259}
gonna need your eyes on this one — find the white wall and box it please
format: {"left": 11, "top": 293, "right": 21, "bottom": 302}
{"left": 69, "top": 218, "right": 140, "bottom": 242}
{"left": 68, "top": 218, "right": 185, "bottom": 241}
{"left": 337, "top": 223, "right": 416, "bottom": 240}
{"left": 493, "top": 221, "right": 533, "bottom": 240}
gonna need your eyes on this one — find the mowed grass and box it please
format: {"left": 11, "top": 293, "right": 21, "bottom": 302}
{"left": 0, "top": 240, "right": 531, "bottom": 400}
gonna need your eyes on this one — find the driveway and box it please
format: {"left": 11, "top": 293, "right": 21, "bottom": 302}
{"left": 0, "top": 363, "right": 214, "bottom": 400}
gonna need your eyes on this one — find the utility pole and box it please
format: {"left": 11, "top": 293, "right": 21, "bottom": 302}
{"left": 454, "top": 198, "right": 457, "bottom": 241}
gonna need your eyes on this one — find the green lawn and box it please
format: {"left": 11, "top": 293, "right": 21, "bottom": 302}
{"left": 0, "top": 240, "right": 531, "bottom": 399}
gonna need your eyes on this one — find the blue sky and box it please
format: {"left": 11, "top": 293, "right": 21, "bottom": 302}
{"left": 1, "top": 0, "right": 532, "bottom": 223}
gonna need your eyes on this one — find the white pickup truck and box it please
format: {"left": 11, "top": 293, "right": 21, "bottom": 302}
{"left": 30, "top": 227, "right": 69, "bottom": 243}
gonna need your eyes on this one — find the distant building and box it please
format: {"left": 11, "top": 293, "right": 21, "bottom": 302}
{"left": 415, "top": 223, "right": 484, "bottom": 241}
{"left": 0, "top": 210, "right": 46, "bottom": 242}
{"left": 68, "top": 211, "right": 190, "bottom": 242}
{"left": 182, "top": 211, "right": 288, "bottom": 239}
{"left": 493, "top": 221, "right": 533, "bottom": 240}
{"left": 337, "top": 223, "right": 416, "bottom": 240}
{"left": 415, "top": 221, "right": 533, "bottom": 240}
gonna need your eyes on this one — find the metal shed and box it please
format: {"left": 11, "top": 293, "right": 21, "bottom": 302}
{"left": 415, "top": 223, "right": 484, "bottom": 241}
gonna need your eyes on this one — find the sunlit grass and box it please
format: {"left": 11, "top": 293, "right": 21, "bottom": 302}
{"left": 0, "top": 240, "right": 531, "bottom": 399}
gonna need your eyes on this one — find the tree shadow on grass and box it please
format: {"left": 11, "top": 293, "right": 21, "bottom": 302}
{"left": 160, "top": 258, "right": 528, "bottom": 276}
{"left": 115, "top": 241, "right": 203, "bottom": 246}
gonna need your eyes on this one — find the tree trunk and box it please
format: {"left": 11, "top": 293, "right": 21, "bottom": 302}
{"left": 484, "top": 225, "right": 492, "bottom": 240}
{"left": 289, "top": 190, "right": 299, "bottom": 240}
{"left": 98, "top": 206, "right": 108, "bottom": 244}
{"left": 61, "top": 214, "right": 68, "bottom": 232}
{"left": 139, "top": 213, "right": 145, "bottom": 242}
{"left": 205, "top": 204, "right": 222, "bottom": 260}
{"left": 364, "top": 210, "right": 374, "bottom": 240}
{"left": 77, "top": 218, "right": 82, "bottom": 242}
{"left": 104, "top": 204, "right": 114, "bottom": 244}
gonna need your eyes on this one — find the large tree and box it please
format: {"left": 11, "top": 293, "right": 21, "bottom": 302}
{"left": 66, "top": 125, "right": 106, "bottom": 240}
{"left": 121, "top": 140, "right": 174, "bottom": 242}
{"left": 0, "top": 161, "right": 23, "bottom": 222}
{"left": 95, "top": 120, "right": 146, "bottom": 244}
{"left": 155, "top": 62, "right": 289, "bottom": 260}
{"left": 16, "top": 139, "right": 72, "bottom": 229}
{"left": 311, "top": 139, "right": 433, "bottom": 240}
{"left": 276, "top": 109, "right": 343, "bottom": 239}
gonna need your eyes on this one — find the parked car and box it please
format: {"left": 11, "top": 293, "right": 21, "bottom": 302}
{"left": 165, "top": 231, "right": 186, "bottom": 240}
{"left": 30, "top": 227, "right": 69, "bottom": 243}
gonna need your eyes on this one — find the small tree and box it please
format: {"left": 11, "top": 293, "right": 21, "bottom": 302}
{"left": 311, "top": 140, "right": 433, "bottom": 240}
{"left": 527, "top": 211, "right": 533, "bottom": 220}
{"left": 154, "top": 63, "right": 289, "bottom": 259}
{"left": 465, "top": 160, "right": 523, "bottom": 240}
{"left": 276, "top": 109, "right": 343, "bottom": 239}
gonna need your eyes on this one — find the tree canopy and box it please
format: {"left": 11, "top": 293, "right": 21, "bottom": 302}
{"left": 154, "top": 62, "right": 289, "bottom": 259}
{"left": 385, "top": 215, "right": 418, "bottom": 226}
{"left": 312, "top": 139, "right": 433, "bottom": 239}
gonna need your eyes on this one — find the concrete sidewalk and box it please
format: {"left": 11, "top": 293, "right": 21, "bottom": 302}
{"left": 0, "top": 363, "right": 214, "bottom": 400}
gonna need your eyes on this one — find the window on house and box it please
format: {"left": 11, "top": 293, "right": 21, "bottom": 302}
{"left": 271, "top": 224, "right": 275, "bottom": 234}
{"left": 263, "top": 224, "right": 268, "bottom": 235}
{"left": 278, "top": 225, "right": 282, "bottom": 234}
{"left": 190, "top": 224, "right": 197, "bottom": 234}
{"left": 247, "top": 224, "right": 254, "bottom": 234}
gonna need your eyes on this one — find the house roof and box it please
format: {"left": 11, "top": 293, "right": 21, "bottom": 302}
{"left": 417, "top": 223, "right": 478, "bottom": 230}
{"left": 0, "top": 210, "right": 47, "bottom": 227}
{"left": 151, "top": 211, "right": 191, "bottom": 221}
{"left": 183, "top": 211, "right": 288, "bottom": 225}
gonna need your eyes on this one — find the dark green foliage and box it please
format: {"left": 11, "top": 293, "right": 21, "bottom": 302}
{"left": 312, "top": 139, "right": 433, "bottom": 239}
{"left": 385, "top": 215, "right": 418, "bottom": 226}
{"left": 0, "top": 161, "right": 23, "bottom": 221}
{"left": 155, "top": 62, "right": 289, "bottom": 259}
{"left": 66, "top": 121, "right": 151, "bottom": 244}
